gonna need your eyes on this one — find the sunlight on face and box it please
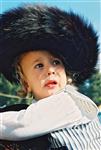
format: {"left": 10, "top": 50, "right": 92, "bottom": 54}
{"left": 19, "top": 50, "right": 67, "bottom": 100}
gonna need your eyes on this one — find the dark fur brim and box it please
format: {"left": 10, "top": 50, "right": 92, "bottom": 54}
{"left": 0, "top": 4, "right": 99, "bottom": 84}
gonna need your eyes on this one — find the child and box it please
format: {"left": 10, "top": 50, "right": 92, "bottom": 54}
{"left": 0, "top": 4, "right": 101, "bottom": 150}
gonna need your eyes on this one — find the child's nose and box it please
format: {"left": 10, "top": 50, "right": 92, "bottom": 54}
{"left": 48, "top": 71, "right": 55, "bottom": 76}
{"left": 47, "top": 66, "right": 55, "bottom": 76}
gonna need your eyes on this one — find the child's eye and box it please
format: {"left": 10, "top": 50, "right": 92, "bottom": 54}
{"left": 34, "top": 63, "right": 43, "bottom": 69}
{"left": 53, "top": 59, "right": 62, "bottom": 65}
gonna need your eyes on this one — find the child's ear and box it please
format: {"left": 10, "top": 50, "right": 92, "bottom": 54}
{"left": 23, "top": 80, "right": 31, "bottom": 93}
{"left": 27, "top": 84, "right": 32, "bottom": 93}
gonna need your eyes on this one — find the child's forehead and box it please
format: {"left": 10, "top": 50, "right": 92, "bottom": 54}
{"left": 18, "top": 50, "right": 60, "bottom": 62}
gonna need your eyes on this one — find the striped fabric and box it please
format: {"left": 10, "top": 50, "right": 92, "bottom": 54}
{"left": 49, "top": 118, "right": 101, "bottom": 150}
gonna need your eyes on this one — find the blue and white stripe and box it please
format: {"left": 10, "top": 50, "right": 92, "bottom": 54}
{"left": 49, "top": 118, "right": 101, "bottom": 150}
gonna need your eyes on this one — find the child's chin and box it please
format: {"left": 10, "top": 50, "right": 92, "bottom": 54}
{"left": 46, "top": 88, "right": 59, "bottom": 96}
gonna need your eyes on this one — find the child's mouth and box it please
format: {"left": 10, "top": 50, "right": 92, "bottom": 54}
{"left": 45, "top": 80, "right": 58, "bottom": 88}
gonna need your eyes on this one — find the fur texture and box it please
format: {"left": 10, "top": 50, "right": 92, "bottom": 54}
{"left": 0, "top": 4, "right": 99, "bottom": 84}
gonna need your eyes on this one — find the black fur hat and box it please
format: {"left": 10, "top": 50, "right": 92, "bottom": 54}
{"left": 0, "top": 4, "right": 99, "bottom": 84}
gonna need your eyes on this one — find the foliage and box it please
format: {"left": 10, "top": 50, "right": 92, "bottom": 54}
{"left": 0, "top": 74, "right": 32, "bottom": 107}
{"left": 79, "top": 71, "right": 101, "bottom": 105}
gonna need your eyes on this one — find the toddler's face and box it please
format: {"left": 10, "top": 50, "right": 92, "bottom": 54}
{"left": 20, "top": 50, "right": 67, "bottom": 100}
